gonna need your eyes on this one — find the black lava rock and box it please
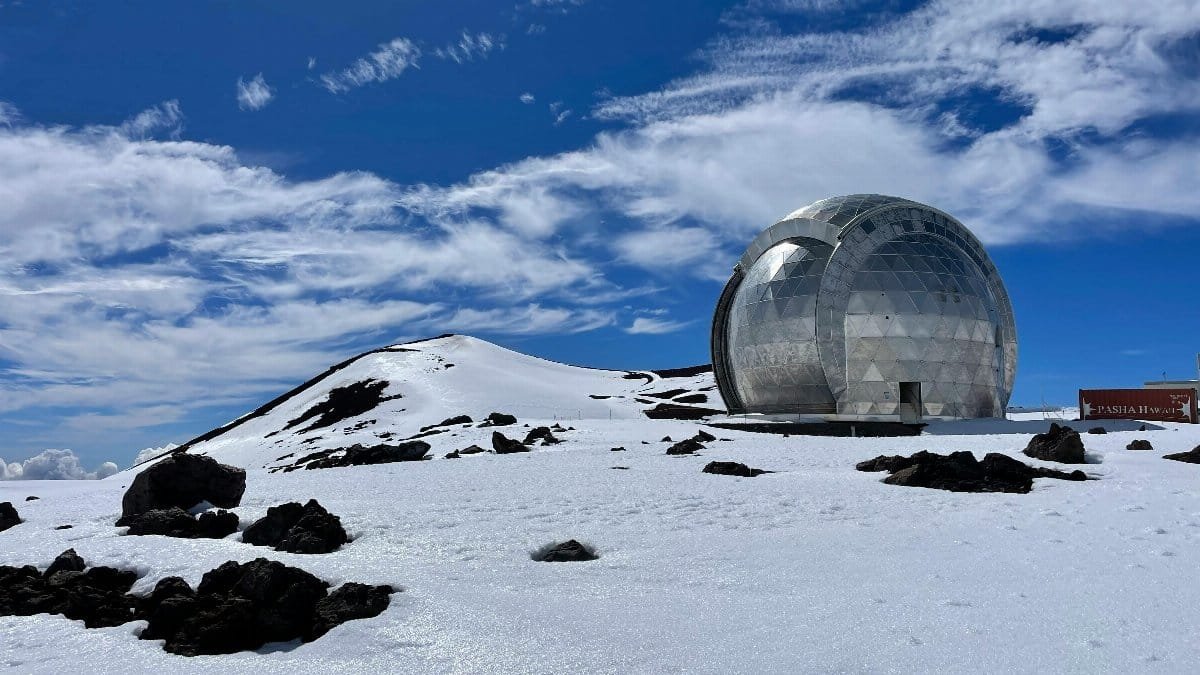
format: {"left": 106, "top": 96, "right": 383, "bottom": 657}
{"left": 25, "top": 496, "right": 39, "bottom": 501}
{"left": 1126, "top": 439, "right": 1153, "bottom": 450}
{"left": 118, "top": 507, "right": 239, "bottom": 539}
{"left": 480, "top": 412, "right": 517, "bottom": 427}
{"left": 1023, "top": 423, "right": 1087, "bottom": 464}
{"left": 1087, "top": 427, "right": 1107, "bottom": 435}
{"left": 860, "top": 450, "right": 1086, "bottom": 494}
{"left": 0, "top": 502, "right": 20, "bottom": 533}
{"left": 242, "top": 499, "right": 348, "bottom": 554}
{"left": 309, "top": 582, "right": 394, "bottom": 639}
{"left": 523, "top": 426, "right": 562, "bottom": 446}
{"left": 304, "top": 441, "right": 431, "bottom": 469}
{"left": 610, "top": 447, "right": 626, "bottom": 452}
{"left": 419, "top": 414, "right": 473, "bottom": 432}
{"left": 1164, "top": 445, "right": 1200, "bottom": 464}
{"left": 120, "top": 453, "right": 247, "bottom": 519}
{"left": 533, "top": 539, "right": 598, "bottom": 562}
{"left": 693, "top": 429, "right": 717, "bottom": 443}
{"left": 666, "top": 438, "right": 705, "bottom": 455}
{"left": 458, "top": 444, "right": 488, "bottom": 455}
{"left": 44, "top": 549, "right": 86, "bottom": 577}
{"left": 491, "top": 431, "right": 529, "bottom": 454}
{"left": 661, "top": 436, "right": 673, "bottom": 442}
{"left": 0, "top": 551, "right": 138, "bottom": 628}
{"left": 702, "top": 461, "right": 768, "bottom": 477}
{"left": 137, "top": 558, "right": 395, "bottom": 656}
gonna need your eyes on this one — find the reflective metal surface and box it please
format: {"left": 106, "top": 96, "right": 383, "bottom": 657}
{"left": 712, "top": 194, "right": 1017, "bottom": 420}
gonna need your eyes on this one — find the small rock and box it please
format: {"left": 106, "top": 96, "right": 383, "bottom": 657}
{"left": 693, "top": 429, "right": 716, "bottom": 443}
{"left": 309, "top": 583, "right": 394, "bottom": 640}
{"left": 1139, "top": 424, "right": 1147, "bottom": 431}
{"left": 1087, "top": 427, "right": 1107, "bottom": 435}
{"left": 1126, "top": 439, "right": 1153, "bottom": 451}
{"left": 666, "top": 438, "right": 704, "bottom": 455}
{"left": 661, "top": 436, "right": 673, "bottom": 442}
{"left": 1023, "top": 423, "right": 1087, "bottom": 464}
{"left": 533, "top": 539, "right": 598, "bottom": 562}
{"left": 419, "top": 414, "right": 473, "bottom": 432}
{"left": 523, "top": 427, "right": 562, "bottom": 446}
{"left": 703, "top": 461, "right": 768, "bottom": 477}
{"left": 610, "top": 447, "right": 626, "bottom": 452}
{"left": 242, "top": 499, "right": 348, "bottom": 554}
{"left": 1163, "top": 445, "right": 1200, "bottom": 464}
{"left": 25, "top": 496, "right": 39, "bottom": 501}
{"left": 458, "top": 445, "right": 487, "bottom": 455}
{"left": 491, "top": 431, "right": 529, "bottom": 454}
{"left": 480, "top": 412, "right": 517, "bottom": 427}
{"left": 44, "top": 549, "right": 86, "bottom": 577}
{"left": 118, "top": 507, "right": 238, "bottom": 539}
{"left": 0, "top": 502, "right": 20, "bottom": 532}
{"left": 444, "top": 451, "right": 461, "bottom": 459}
{"left": 611, "top": 466, "right": 630, "bottom": 470}
{"left": 54, "top": 525, "right": 73, "bottom": 530}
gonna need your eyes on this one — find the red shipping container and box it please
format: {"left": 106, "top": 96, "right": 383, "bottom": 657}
{"left": 1079, "top": 388, "right": 1198, "bottom": 424}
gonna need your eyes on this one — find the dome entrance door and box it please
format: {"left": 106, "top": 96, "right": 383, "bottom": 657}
{"left": 899, "top": 381, "right": 922, "bottom": 422}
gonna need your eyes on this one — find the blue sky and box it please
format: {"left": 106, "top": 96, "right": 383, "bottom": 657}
{"left": 2, "top": 0, "right": 1199, "bottom": 471}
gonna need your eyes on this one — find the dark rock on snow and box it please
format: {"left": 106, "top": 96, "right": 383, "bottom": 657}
{"left": 242, "top": 499, "right": 348, "bottom": 554}
{"left": 419, "top": 414, "right": 473, "bottom": 432}
{"left": 480, "top": 412, "right": 517, "bottom": 427}
{"left": 1087, "top": 427, "right": 1107, "bottom": 435}
{"left": 523, "top": 426, "right": 562, "bottom": 446}
{"left": 54, "top": 525, "right": 73, "bottom": 530}
{"left": 534, "top": 539, "right": 599, "bottom": 562}
{"left": 139, "top": 558, "right": 393, "bottom": 656}
{"left": 304, "top": 441, "right": 431, "bottom": 469}
{"left": 491, "top": 431, "right": 529, "bottom": 454}
{"left": 661, "top": 436, "right": 673, "bottom": 442}
{"left": 459, "top": 444, "right": 488, "bottom": 455}
{"left": 703, "top": 461, "right": 769, "bottom": 477}
{"left": 0, "top": 502, "right": 20, "bottom": 532}
{"left": 444, "top": 451, "right": 461, "bottom": 459}
{"left": 666, "top": 438, "right": 705, "bottom": 455}
{"left": 45, "top": 549, "right": 86, "bottom": 577}
{"left": 1163, "top": 445, "right": 1200, "bottom": 464}
{"left": 25, "top": 495, "right": 39, "bottom": 501}
{"left": 693, "top": 429, "right": 717, "bottom": 443}
{"left": 310, "top": 582, "right": 395, "bottom": 640}
{"left": 119, "top": 507, "right": 239, "bottom": 539}
{"left": 120, "top": 453, "right": 246, "bottom": 519}
{"left": 610, "top": 446, "right": 626, "bottom": 452}
{"left": 0, "top": 553, "right": 393, "bottom": 656}
{"left": 0, "top": 550, "right": 138, "bottom": 628}
{"left": 1023, "top": 423, "right": 1087, "bottom": 464}
{"left": 859, "top": 450, "right": 1086, "bottom": 494}
{"left": 1126, "top": 439, "right": 1154, "bottom": 450}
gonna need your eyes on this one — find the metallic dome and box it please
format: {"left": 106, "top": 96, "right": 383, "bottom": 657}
{"left": 712, "top": 195, "right": 1017, "bottom": 420}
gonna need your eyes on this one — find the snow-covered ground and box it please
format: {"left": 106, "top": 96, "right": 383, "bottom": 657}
{"left": 3, "top": 336, "right": 1200, "bottom": 673}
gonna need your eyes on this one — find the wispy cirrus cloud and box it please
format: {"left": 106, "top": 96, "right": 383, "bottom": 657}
{"left": 236, "top": 73, "right": 275, "bottom": 111}
{"left": 321, "top": 37, "right": 421, "bottom": 93}
{"left": 625, "top": 316, "right": 693, "bottom": 335}
{"left": 435, "top": 31, "right": 502, "bottom": 63}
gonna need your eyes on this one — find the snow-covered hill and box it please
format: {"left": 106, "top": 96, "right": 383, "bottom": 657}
{"left": 173, "top": 334, "right": 719, "bottom": 470}
{"left": 4, "top": 335, "right": 1200, "bottom": 673}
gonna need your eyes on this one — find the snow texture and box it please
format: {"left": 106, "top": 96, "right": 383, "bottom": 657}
{"left": 2, "top": 335, "right": 1200, "bottom": 672}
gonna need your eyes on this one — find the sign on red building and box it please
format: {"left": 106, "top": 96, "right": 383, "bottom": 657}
{"left": 1079, "top": 388, "right": 1198, "bottom": 424}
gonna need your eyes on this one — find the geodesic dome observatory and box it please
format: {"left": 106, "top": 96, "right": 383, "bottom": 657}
{"left": 712, "top": 194, "right": 1017, "bottom": 421}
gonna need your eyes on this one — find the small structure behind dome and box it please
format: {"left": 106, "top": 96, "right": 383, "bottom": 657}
{"left": 711, "top": 194, "right": 1017, "bottom": 421}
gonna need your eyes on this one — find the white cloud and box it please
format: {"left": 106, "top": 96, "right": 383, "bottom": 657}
{"left": 307, "top": 56, "right": 317, "bottom": 70}
{"left": 132, "top": 443, "right": 177, "bottom": 467}
{"left": 626, "top": 317, "right": 692, "bottom": 335}
{"left": 549, "top": 101, "right": 573, "bottom": 125}
{"left": 1, "top": 449, "right": 118, "bottom": 480}
{"left": 236, "top": 73, "right": 275, "bottom": 111}
{"left": 435, "top": 32, "right": 502, "bottom": 64}
{"left": 0, "top": 101, "right": 20, "bottom": 127}
{"left": 520, "top": 92, "right": 536, "bottom": 104}
{"left": 321, "top": 38, "right": 421, "bottom": 93}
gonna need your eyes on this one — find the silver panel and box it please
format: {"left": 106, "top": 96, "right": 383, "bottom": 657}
{"left": 713, "top": 194, "right": 1017, "bottom": 420}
